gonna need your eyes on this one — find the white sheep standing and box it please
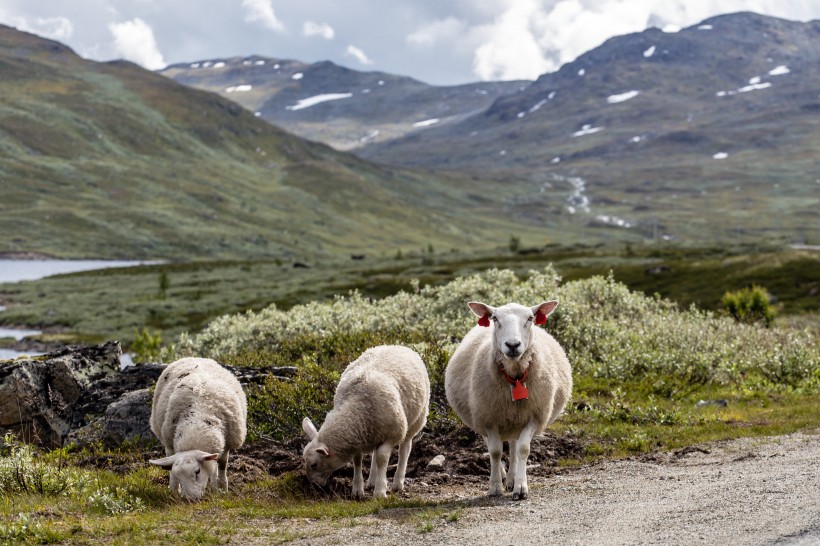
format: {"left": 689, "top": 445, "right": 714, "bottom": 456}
{"left": 302, "top": 345, "right": 430, "bottom": 498}
{"left": 149, "top": 357, "right": 247, "bottom": 501}
{"left": 445, "top": 300, "right": 572, "bottom": 500}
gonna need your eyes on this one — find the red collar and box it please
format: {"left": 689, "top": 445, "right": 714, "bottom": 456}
{"left": 498, "top": 362, "right": 530, "bottom": 401}
{"left": 498, "top": 362, "right": 528, "bottom": 384}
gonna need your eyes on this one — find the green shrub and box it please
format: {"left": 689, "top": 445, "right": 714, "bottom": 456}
{"left": 0, "top": 434, "right": 86, "bottom": 496}
{"left": 0, "top": 514, "right": 48, "bottom": 543}
{"left": 87, "top": 486, "right": 145, "bottom": 515}
{"left": 132, "top": 328, "right": 163, "bottom": 362}
{"left": 722, "top": 285, "right": 775, "bottom": 326}
{"left": 169, "top": 267, "right": 819, "bottom": 421}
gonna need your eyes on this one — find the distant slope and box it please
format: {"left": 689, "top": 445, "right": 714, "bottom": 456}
{"left": 0, "top": 26, "right": 531, "bottom": 260}
{"left": 160, "top": 58, "right": 525, "bottom": 151}
{"left": 358, "top": 13, "right": 820, "bottom": 244}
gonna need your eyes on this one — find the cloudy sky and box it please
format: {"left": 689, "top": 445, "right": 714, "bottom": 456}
{"left": 2, "top": 1, "right": 819, "bottom": 85}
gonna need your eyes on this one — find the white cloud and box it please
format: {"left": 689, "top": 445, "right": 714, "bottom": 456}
{"left": 241, "top": 0, "right": 284, "bottom": 32}
{"left": 108, "top": 18, "right": 166, "bottom": 70}
{"left": 472, "top": 0, "right": 552, "bottom": 81}
{"left": 5, "top": 15, "right": 73, "bottom": 41}
{"left": 303, "top": 21, "right": 334, "bottom": 40}
{"left": 407, "top": 17, "right": 466, "bottom": 47}
{"left": 345, "top": 44, "right": 373, "bottom": 65}
{"left": 468, "top": 0, "right": 820, "bottom": 82}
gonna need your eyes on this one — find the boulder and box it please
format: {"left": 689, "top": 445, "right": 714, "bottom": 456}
{"left": 101, "top": 389, "right": 154, "bottom": 447}
{"left": 2, "top": 343, "right": 297, "bottom": 448}
{"left": 0, "top": 341, "right": 121, "bottom": 446}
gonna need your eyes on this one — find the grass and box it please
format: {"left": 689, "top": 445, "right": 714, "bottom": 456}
{"left": 557, "top": 377, "right": 820, "bottom": 462}
{"left": 2, "top": 386, "right": 819, "bottom": 544}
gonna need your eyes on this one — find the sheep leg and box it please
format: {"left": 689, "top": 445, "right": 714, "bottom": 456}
{"left": 372, "top": 443, "right": 393, "bottom": 498}
{"left": 511, "top": 420, "right": 539, "bottom": 501}
{"left": 506, "top": 442, "right": 517, "bottom": 492}
{"left": 216, "top": 450, "right": 229, "bottom": 491}
{"left": 352, "top": 451, "right": 365, "bottom": 499}
{"left": 391, "top": 439, "right": 412, "bottom": 492}
{"left": 485, "top": 429, "right": 504, "bottom": 497}
{"left": 365, "top": 450, "right": 378, "bottom": 490}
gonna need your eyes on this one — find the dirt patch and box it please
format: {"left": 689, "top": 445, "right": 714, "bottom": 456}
{"left": 74, "top": 425, "right": 587, "bottom": 499}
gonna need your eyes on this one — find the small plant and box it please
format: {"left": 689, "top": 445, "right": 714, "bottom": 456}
{"left": 0, "top": 513, "right": 46, "bottom": 543}
{"left": 509, "top": 235, "right": 520, "bottom": 253}
{"left": 0, "top": 434, "right": 82, "bottom": 496}
{"left": 721, "top": 285, "right": 775, "bottom": 326}
{"left": 158, "top": 271, "right": 170, "bottom": 298}
{"left": 132, "top": 328, "right": 163, "bottom": 362}
{"left": 87, "top": 486, "right": 145, "bottom": 515}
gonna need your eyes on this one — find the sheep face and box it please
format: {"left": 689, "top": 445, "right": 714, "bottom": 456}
{"left": 468, "top": 301, "right": 559, "bottom": 360}
{"left": 149, "top": 450, "right": 218, "bottom": 501}
{"left": 302, "top": 417, "right": 339, "bottom": 486}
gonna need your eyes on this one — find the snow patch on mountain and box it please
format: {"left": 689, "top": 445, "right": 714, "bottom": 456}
{"left": 286, "top": 93, "right": 353, "bottom": 111}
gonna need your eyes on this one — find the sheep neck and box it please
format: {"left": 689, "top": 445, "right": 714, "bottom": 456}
{"left": 317, "top": 397, "right": 373, "bottom": 462}
{"left": 495, "top": 347, "right": 534, "bottom": 381}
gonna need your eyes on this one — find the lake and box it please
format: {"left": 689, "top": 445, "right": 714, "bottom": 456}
{"left": 0, "top": 259, "right": 158, "bottom": 362}
{"left": 0, "top": 259, "right": 159, "bottom": 284}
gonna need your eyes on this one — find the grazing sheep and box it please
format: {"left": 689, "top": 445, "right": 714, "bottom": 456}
{"left": 149, "top": 357, "right": 247, "bottom": 501}
{"left": 445, "top": 301, "right": 572, "bottom": 500}
{"left": 302, "top": 345, "right": 430, "bottom": 498}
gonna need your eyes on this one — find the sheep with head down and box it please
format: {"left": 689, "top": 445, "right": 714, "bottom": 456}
{"left": 149, "top": 357, "right": 247, "bottom": 501}
{"left": 302, "top": 345, "right": 430, "bottom": 498}
{"left": 445, "top": 300, "right": 572, "bottom": 500}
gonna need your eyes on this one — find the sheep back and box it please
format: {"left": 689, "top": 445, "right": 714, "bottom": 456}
{"left": 322, "top": 345, "right": 430, "bottom": 454}
{"left": 445, "top": 325, "right": 571, "bottom": 440}
{"left": 150, "top": 357, "right": 247, "bottom": 454}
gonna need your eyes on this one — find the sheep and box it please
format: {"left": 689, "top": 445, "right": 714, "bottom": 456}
{"left": 302, "top": 345, "right": 430, "bottom": 498}
{"left": 149, "top": 357, "right": 247, "bottom": 501}
{"left": 445, "top": 300, "right": 572, "bottom": 500}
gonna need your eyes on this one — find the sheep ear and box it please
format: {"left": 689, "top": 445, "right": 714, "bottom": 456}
{"left": 195, "top": 451, "right": 219, "bottom": 462}
{"left": 302, "top": 417, "right": 318, "bottom": 440}
{"left": 316, "top": 446, "right": 331, "bottom": 458}
{"left": 532, "top": 300, "right": 559, "bottom": 325}
{"left": 467, "top": 301, "right": 494, "bottom": 318}
{"left": 149, "top": 454, "right": 179, "bottom": 471}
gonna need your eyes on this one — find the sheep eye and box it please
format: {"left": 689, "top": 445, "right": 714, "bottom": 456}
{"left": 526, "top": 317, "right": 533, "bottom": 323}
{"left": 195, "top": 469, "right": 201, "bottom": 477}
{"left": 310, "top": 462, "right": 318, "bottom": 469}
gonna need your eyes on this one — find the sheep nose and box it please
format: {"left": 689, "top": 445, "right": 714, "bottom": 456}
{"left": 505, "top": 340, "right": 521, "bottom": 351}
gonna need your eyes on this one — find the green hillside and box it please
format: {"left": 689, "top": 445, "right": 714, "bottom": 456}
{"left": 0, "top": 26, "right": 528, "bottom": 260}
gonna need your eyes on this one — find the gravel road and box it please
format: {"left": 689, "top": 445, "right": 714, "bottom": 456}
{"left": 259, "top": 431, "right": 820, "bottom": 545}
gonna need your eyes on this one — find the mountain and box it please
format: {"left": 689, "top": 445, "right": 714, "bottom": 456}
{"left": 160, "top": 12, "right": 818, "bottom": 246}
{"left": 0, "top": 26, "right": 530, "bottom": 260}
{"left": 160, "top": 59, "right": 525, "bottom": 151}
{"left": 357, "top": 12, "right": 820, "bottom": 243}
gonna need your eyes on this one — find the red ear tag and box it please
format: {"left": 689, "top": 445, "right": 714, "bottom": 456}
{"left": 478, "top": 313, "right": 491, "bottom": 327}
{"left": 534, "top": 311, "right": 547, "bottom": 325}
{"left": 511, "top": 380, "right": 529, "bottom": 401}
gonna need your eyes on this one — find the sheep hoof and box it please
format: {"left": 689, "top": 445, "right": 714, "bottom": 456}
{"left": 512, "top": 490, "right": 528, "bottom": 501}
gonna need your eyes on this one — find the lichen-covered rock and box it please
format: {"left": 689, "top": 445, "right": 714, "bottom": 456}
{"left": 0, "top": 341, "right": 121, "bottom": 446}
{"left": 102, "top": 389, "right": 154, "bottom": 447}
